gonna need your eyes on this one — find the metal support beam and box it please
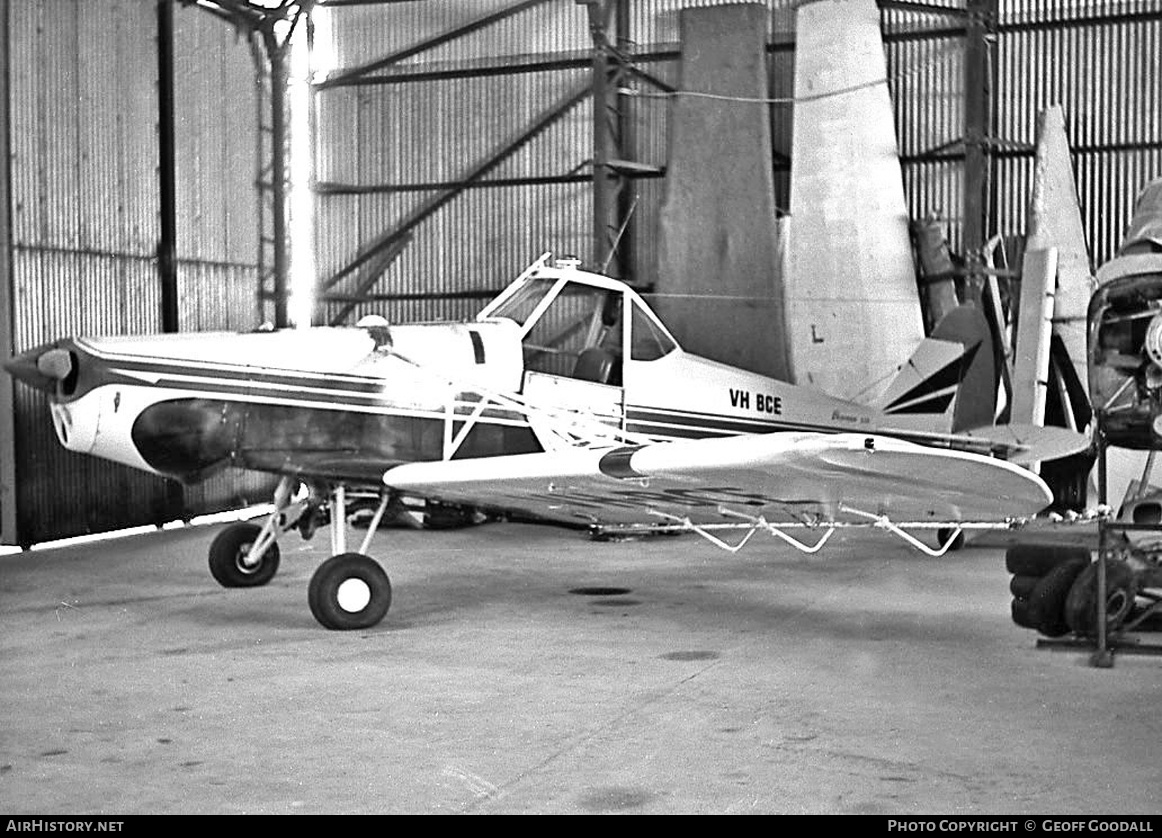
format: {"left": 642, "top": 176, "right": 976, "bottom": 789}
{"left": 0, "top": 0, "right": 15, "bottom": 545}
{"left": 586, "top": 0, "right": 614, "bottom": 273}
{"left": 612, "top": 0, "right": 634, "bottom": 280}
{"left": 315, "top": 172, "right": 601, "bottom": 195}
{"left": 317, "top": 0, "right": 553, "bottom": 89}
{"left": 325, "top": 233, "right": 411, "bottom": 326}
{"left": 156, "top": 0, "right": 185, "bottom": 523}
{"left": 877, "top": 0, "right": 966, "bottom": 16}
{"left": 264, "top": 29, "right": 291, "bottom": 329}
{"left": 1095, "top": 424, "right": 1112, "bottom": 666}
{"left": 185, "top": 0, "right": 305, "bottom": 329}
{"left": 962, "top": 0, "right": 997, "bottom": 302}
{"left": 157, "top": 0, "right": 179, "bottom": 334}
{"left": 581, "top": 0, "right": 633, "bottom": 279}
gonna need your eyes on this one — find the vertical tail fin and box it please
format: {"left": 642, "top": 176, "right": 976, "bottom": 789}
{"left": 875, "top": 305, "right": 996, "bottom": 433}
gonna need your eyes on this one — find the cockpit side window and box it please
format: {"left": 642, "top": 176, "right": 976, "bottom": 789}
{"left": 629, "top": 299, "right": 676, "bottom": 361}
{"left": 521, "top": 283, "right": 623, "bottom": 383}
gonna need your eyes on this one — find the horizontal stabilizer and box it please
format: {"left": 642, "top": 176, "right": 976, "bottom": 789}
{"left": 961, "top": 423, "right": 1091, "bottom": 465}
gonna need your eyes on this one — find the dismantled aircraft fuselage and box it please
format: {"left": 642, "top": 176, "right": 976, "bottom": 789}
{"left": 1089, "top": 180, "right": 1162, "bottom": 449}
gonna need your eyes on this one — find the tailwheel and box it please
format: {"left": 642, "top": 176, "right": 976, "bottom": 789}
{"left": 208, "top": 521, "right": 281, "bottom": 588}
{"left": 308, "top": 552, "right": 392, "bottom": 630}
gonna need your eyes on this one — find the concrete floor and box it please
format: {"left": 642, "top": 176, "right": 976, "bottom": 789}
{"left": 0, "top": 516, "right": 1159, "bottom": 815}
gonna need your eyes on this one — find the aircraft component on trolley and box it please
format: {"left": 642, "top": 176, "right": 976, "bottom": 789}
{"left": 1005, "top": 178, "right": 1162, "bottom": 650}
{"left": 1090, "top": 179, "right": 1162, "bottom": 448}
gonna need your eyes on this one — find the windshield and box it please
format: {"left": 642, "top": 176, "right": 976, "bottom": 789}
{"left": 485, "top": 277, "right": 559, "bottom": 330}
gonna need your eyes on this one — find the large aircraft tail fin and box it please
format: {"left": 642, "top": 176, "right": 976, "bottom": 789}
{"left": 875, "top": 305, "right": 996, "bottom": 434}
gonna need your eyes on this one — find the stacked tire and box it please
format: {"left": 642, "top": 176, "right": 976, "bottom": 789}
{"left": 1006, "top": 543, "right": 1138, "bottom": 638}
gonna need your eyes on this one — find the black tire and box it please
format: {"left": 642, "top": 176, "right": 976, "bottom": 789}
{"left": 1064, "top": 560, "right": 1138, "bottom": 637}
{"left": 1011, "top": 598, "right": 1036, "bottom": 630}
{"left": 208, "top": 522, "right": 280, "bottom": 588}
{"left": 1009, "top": 574, "right": 1039, "bottom": 600}
{"left": 1026, "top": 557, "right": 1089, "bottom": 637}
{"left": 308, "top": 552, "right": 392, "bottom": 630}
{"left": 1004, "top": 543, "right": 1091, "bottom": 577}
{"left": 938, "top": 528, "right": 966, "bottom": 551}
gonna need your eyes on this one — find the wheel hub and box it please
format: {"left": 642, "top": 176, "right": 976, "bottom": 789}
{"left": 336, "top": 577, "right": 372, "bottom": 613}
{"left": 1107, "top": 589, "right": 1131, "bottom": 622}
{"left": 235, "top": 543, "right": 261, "bottom": 574}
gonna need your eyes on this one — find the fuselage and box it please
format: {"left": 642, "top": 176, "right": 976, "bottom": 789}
{"left": 5, "top": 257, "right": 971, "bottom": 487}
{"left": 13, "top": 327, "right": 881, "bottom": 485}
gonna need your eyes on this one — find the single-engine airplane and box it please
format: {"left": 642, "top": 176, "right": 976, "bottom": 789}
{"left": 5, "top": 254, "right": 1089, "bottom": 629}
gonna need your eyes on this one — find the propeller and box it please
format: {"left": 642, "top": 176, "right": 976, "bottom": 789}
{"left": 3, "top": 345, "right": 75, "bottom": 394}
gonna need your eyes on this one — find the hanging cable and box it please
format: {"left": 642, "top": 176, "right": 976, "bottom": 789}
{"left": 618, "top": 39, "right": 962, "bottom": 106}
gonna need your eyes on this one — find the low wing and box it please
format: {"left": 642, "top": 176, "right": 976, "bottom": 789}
{"left": 383, "top": 432, "right": 1052, "bottom": 529}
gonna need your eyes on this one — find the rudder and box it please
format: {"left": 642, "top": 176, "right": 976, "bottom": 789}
{"left": 876, "top": 304, "right": 996, "bottom": 433}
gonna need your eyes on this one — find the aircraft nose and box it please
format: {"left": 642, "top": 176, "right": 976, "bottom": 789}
{"left": 3, "top": 343, "right": 75, "bottom": 395}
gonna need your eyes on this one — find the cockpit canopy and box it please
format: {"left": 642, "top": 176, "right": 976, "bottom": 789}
{"left": 478, "top": 256, "right": 678, "bottom": 385}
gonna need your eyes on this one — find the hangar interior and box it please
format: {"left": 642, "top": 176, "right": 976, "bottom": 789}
{"left": 4, "top": 0, "right": 1162, "bottom": 817}
{"left": 1, "top": 0, "right": 1160, "bottom": 547}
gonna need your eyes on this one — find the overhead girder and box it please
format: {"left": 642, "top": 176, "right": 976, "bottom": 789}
{"left": 181, "top": 0, "right": 308, "bottom": 328}
{"left": 181, "top": 0, "right": 1004, "bottom": 325}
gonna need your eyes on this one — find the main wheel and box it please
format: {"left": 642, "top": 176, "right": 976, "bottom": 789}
{"left": 308, "top": 552, "right": 392, "bottom": 630}
{"left": 1064, "top": 560, "right": 1138, "bottom": 637}
{"left": 208, "top": 522, "right": 280, "bottom": 588}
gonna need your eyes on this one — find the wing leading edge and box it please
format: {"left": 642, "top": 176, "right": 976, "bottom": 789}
{"left": 383, "top": 432, "right": 1053, "bottom": 529}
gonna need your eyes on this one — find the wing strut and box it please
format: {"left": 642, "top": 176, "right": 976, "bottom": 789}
{"left": 638, "top": 505, "right": 1039, "bottom": 558}
{"left": 383, "top": 345, "right": 656, "bottom": 454}
{"left": 649, "top": 509, "right": 837, "bottom": 555}
{"left": 837, "top": 504, "right": 964, "bottom": 557}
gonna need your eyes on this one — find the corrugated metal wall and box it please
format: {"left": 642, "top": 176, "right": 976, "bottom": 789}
{"left": 3, "top": 0, "right": 267, "bottom": 545}
{"left": 7, "top": 0, "right": 169, "bottom": 544}
{"left": 887, "top": 0, "right": 1162, "bottom": 269}
{"left": 995, "top": 1, "right": 1162, "bottom": 267}
{"left": 315, "top": 0, "right": 1160, "bottom": 309}
{"left": 884, "top": 2, "right": 967, "bottom": 260}
{"left": 3, "top": 0, "right": 1160, "bottom": 544}
{"left": 315, "top": 0, "right": 595, "bottom": 326}
{"left": 173, "top": 7, "right": 261, "bottom": 332}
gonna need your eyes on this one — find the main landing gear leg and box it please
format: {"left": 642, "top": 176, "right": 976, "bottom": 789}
{"left": 206, "top": 476, "right": 293, "bottom": 587}
{"left": 307, "top": 486, "right": 393, "bottom": 631}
